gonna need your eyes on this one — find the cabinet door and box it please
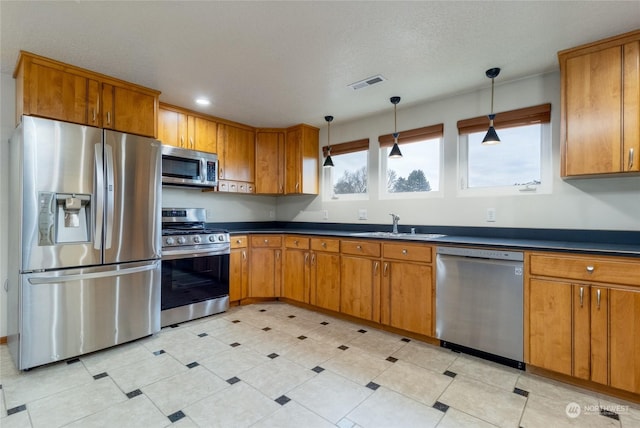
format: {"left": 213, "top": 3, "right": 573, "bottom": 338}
{"left": 249, "top": 248, "right": 280, "bottom": 298}
{"left": 110, "top": 85, "right": 156, "bottom": 137}
{"left": 285, "top": 125, "right": 318, "bottom": 194}
{"left": 311, "top": 252, "right": 341, "bottom": 312}
{"left": 284, "top": 126, "right": 301, "bottom": 194}
{"left": 28, "top": 61, "right": 89, "bottom": 124}
{"left": 340, "top": 256, "right": 380, "bottom": 321}
{"left": 623, "top": 41, "right": 640, "bottom": 172}
{"left": 283, "top": 249, "right": 309, "bottom": 303}
{"left": 219, "top": 124, "right": 255, "bottom": 182}
{"left": 158, "top": 108, "right": 180, "bottom": 147}
{"left": 528, "top": 278, "right": 573, "bottom": 375}
{"left": 609, "top": 287, "right": 640, "bottom": 394}
{"left": 87, "top": 79, "right": 101, "bottom": 127}
{"left": 565, "top": 46, "right": 622, "bottom": 175}
{"left": 382, "top": 261, "right": 433, "bottom": 336}
{"left": 193, "top": 117, "right": 217, "bottom": 154}
{"left": 590, "top": 286, "right": 609, "bottom": 385}
{"left": 573, "top": 284, "right": 591, "bottom": 380}
{"left": 229, "top": 248, "right": 248, "bottom": 302}
{"left": 255, "top": 130, "right": 284, "bottom": 194}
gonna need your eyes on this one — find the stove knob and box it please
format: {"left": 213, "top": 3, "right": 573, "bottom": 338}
{"left": 209, "top": 235, "right": 216, "bottom": 242}
{"left": 165, "top": 237, "right": 175, "bottom": 245}
{"left": 218, "top": 235, "right": 225, "bottom": 241}
{"left": 193, "top": 236, "right": 201, "bottom": 244}
{"left": 177, "top": 237, "right": 186, "bottom": 245}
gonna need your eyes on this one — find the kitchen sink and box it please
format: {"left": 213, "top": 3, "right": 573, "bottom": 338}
{"left": 349, "top": 231, "right": 447, "bottom": 240}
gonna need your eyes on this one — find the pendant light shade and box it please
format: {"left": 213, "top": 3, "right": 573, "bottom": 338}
{"left": 482, "top": 67, "right": 501, "bottom": 145}
{"left": 389, "top": 96, "right": 403, "bottom": 158}
{"left": 323, "top": 115, "right": 334, "bottom": 167}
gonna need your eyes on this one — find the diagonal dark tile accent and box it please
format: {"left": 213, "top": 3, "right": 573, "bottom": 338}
{"left": 153, "top": 350, "right": 166, "bottom": 356}
{"left": 320, "top": 321, "right": 329, "bottom": 325}
{"left": 232, "top": 320, "right": 241, "bottom": 323}
{"left": 513, "top": 387, "right": 529, "bottom": 397}
{"left": 268, "top": 353, "right": 279, "bottom": 359}
{"left": 168, "top": 410, "right": 186, "bottom": 423}
{"left": 600, "top": 409, "right": 620, "bottom": 421}
{"left": 169, "top": 324, "right": 180, "bottom": 328}
{"left": 227, "top": 376, "right": 241, "bottom": 385}
{"left": 186, "top": 362, "right": 199, "bottom": 369}
{"left": 230, "top": 342, "right": 241, "bottom": 347}
{"left": 401, "top": 338, "right": 411, "bottom": 343}
{"left": 338, "top": 345, "right": 349, "bottom": 351}
{"left": 443, "top": 370, "right": 457, "bottom": 378}
{"left": 275, "top": 395, "right": 291, "bottom": 405}
{"left": 433, "top": 401, "right": 449, "bottom": 413}
{"left": 259, "top": 309, "right": 267, "bottom": 312}
{"left": 312, "top": 366, "right": 325, "bottom": 373}
{"left": 358, "top": 329, "right": 367, "bottom": 333}
{"left": 297, "top": 335, "right": 307, "bottom": 340}
{"left": 288, "top": 315, "right": 296, "bottom": 319}
{"left": 198, "top": 333, "right": 208, "bottom": 337}
{"left": 93, "top": 372, "right": 109, "bottom": 380}
{"left": 386, "top": 356, "right": 398, "bottom": 363}
{"left": 126, "top": 389, "right": 143, "bottom": 399}
{"left": 366, "top": 382, "right": 380, "bottom": 391}
{"left": 66, "top": 358, "right": 81, "bottom": 365}
{"left": 262, "top": 327, "right": 272, "bottom": 331}
{"left": 7, "top": 404, "right": 26, "bottom": 415}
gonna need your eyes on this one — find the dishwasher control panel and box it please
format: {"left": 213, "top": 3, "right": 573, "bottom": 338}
{"left": 436, "top": 246, "right": 523, "bottom": 261}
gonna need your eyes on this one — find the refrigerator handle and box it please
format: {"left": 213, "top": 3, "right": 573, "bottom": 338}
{"left": 94, "top": 144, "right": 104, "bottom": 250}
{"left": 27, "top": 262, "right": 159, "bottom": 284}
{"left": 105, "top": 144, "right": 115, "bottom": 249}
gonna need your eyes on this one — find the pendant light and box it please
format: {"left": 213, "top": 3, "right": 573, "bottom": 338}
{"left": 482, "top": 67, "right": 501, "bottom": 145}
{"left": 323, "top": 115, "right": 334, "bottom": 167}
{"left": 389, "top": 96, "right": 402, "bottom": 158}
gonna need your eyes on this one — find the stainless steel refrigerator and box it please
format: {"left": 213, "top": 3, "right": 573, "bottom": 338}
{"left": 7, "top": 116, "right": 162, "bottom": 370}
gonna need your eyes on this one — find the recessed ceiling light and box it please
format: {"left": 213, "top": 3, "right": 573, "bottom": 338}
{"left": 195, "top": 98, "right": 211, "bottom": 106}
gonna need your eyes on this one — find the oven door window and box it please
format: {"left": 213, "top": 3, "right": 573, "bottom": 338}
{"left": 161, "top": 254, "right": 229, "bottom": 310}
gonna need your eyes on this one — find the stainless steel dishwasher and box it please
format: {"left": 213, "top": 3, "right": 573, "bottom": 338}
{"left": 435, "top": 246, "right": 524, "bottom": 369}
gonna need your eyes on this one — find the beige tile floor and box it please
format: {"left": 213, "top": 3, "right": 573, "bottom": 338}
{"left": 1, "top": 301, "right": 639, "bottom": 428}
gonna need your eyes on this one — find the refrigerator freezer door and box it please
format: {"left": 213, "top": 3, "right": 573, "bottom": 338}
{"left": 20, "top": 116, "right": 103, "bottom": 271}
{"left": 103, "top": 130, "right": 161, "bottom": 264}
{"left": 18, "top": 260, "right": 161, "bottom": 370}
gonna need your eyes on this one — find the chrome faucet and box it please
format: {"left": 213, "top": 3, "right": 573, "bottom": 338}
{"left": 390, "top": 213, "right": 400, "bottom": 234}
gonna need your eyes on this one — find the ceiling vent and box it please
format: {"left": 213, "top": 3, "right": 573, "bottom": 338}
{"left": 348, "top": 74, "right": 386, "bottom": 90}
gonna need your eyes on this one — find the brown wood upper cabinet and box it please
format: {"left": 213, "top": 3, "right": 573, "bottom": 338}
{"left": 218, "top": 123, "right": 256, "bottom": 190}
{"left": 158, "top": 104, "right": 217, "bottom": 153}
{"left": 255, "top": 129, "right": 285, "bottom": 194}
{"left": 285, "top": 124, "right": 319, "bottom": 194}
{"left": 14, "top": 51, "right": 159, "bottom": 138}
{"left": 559, "top": 29, "right": 640, "bottom": 176}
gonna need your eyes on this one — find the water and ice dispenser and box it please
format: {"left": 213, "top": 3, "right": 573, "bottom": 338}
{"left": 38, "top": 192, "right": 92, "bottom": 245}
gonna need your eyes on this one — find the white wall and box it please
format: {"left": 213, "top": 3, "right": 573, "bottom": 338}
{"left": 278, "top": 71, "right": 640, "bottom": 231}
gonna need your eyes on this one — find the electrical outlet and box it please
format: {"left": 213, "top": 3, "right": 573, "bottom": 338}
{"left": 486, "top": 208, "right": 496, "bottom": 222}
{"left": 358, "top": 208, "right": 368, "bottom": 220}
{"left": 322, "top": 210, "right": 329, "bottom": 220}
{"left": 206, "top": 209, "right": 214, "bottom": 220}
{"left": 269, "top": 210, "right": 275, "bottom": 219}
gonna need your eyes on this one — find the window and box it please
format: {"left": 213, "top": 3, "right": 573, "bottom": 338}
{"left": 457, "top": 103, "right": 552, "bottom": 195}
{"left": 379, "top": 124, "right": 443, "bottom": 198}
{"left": 323, "top": 138, "right": 369, "bottom": 200}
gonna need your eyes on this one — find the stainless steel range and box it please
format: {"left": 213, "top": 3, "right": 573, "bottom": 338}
{"left": 161, "top": 208, "right": 230, "bottom": 326}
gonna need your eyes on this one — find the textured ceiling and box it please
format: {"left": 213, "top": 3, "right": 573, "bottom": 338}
{"left": 1, "top": 1, "right": 639, "bottom": 128}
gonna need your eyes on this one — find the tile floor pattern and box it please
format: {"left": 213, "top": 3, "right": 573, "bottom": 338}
{"left": 1, "top": 301, "right": 639, "bottom": 428}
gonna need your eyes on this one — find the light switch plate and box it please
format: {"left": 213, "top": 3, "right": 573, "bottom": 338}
{"left": 358, "top": 208, "right": 368, "bottom": 220}
{"left": 486, "top": 208, "right": 496, "bottom": 222}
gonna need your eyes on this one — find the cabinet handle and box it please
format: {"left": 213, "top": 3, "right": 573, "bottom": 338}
{"left": 356, "top": 245, "right": 362, "bottom": 250}
{"left": 236, "top": 239, "right": 242, "bottom": 244}
{"left": 295, "top": 182, "right": 300, "bottom": 191}
{"left": 402, "top": 249, "right": 408, "bottom": 255}
{"left": 304, "top": 253, "right": 309, "bottom": 264}
{"left": 92, "top": 108, "right": 96, "bottom": 122}
{"left": 586, "top": 266, "right": 594, "bottom": 273}
{"left": 294, "top": 240, "right": 299, "bottom": 246}
{"left": 190, "top": 137, "right": 194, "bottom": 149}
{"left": 180, "top": 136, "right": 184, "bottom": 147}
{"left": 596, "top": 289, "right": 601, "bottom": 310}
{"left": 219, "top": 167, "right": 223, "bottom": 179}
{"left": 374, "top": 262, "right": 379, "bottom": 275}
{"left": 242, "top": 250, "right": 246, "bottom": 260}
{"left": 321, "top": 242, "right": 327, "bottom": 248}
{"left": 383, "top": 262, "right": 389, "bottom": 276}
{"left": 311, "top": 254, "right": 316, "bottom": 265}
{"left": 106, "top": 111, "right": 111, "bottom": 126}
{"left": 264, "top": 239, "right": 269, "bottom": 244}
{"left": 579, "top": 286, "right": 584, "bottom": 308}
{"left": 629, "top": 148, "right": 635, "bottom": 170}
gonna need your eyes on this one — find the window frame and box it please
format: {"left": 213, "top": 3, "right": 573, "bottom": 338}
{"left": 322, "top": 138, "right": 370, "bottom": 201}
{"left": 378, "top": 123, "right": 444, "bottom": 199}
{"left": 457, "top": 103, "right": 552, "bottom": 197}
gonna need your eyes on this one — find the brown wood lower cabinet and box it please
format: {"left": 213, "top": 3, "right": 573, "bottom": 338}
{"left": 310, "top": 238, "right": 341, "bottom": 312}
{"left": 282, "top": 236, "right": 310, "bottom": 303}
{"left": 527, "top": 252, "right": 640, "bottom": 395}
{"left": 249, "top": 235, "right": 282, "bottom": 298}
{"left": 340, "top": 240, "right": 381, "bottom": 322}
{"left": 229, "top": 236, "right": 248, "bottom": 302}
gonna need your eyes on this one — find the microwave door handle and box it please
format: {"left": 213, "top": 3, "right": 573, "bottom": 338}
{"left": 94, "top": 144, "right": 104, "bottom": 250}
{"left": 201, "top": 158, "right": 206, "bottom": 184}
{"left": 105, "top": 144, "right": 115, "bottom": 250}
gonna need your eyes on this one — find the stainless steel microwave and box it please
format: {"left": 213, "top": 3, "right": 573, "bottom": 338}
{"left": 161, "top": 145, "right": 218, "bottom": 189}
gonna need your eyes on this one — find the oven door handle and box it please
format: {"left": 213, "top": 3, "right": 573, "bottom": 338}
{"left": 162, "top": 248, "right": 230, "bottom": 260}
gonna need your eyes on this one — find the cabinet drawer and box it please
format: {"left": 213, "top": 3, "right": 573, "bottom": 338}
{"left": 251, "top": 235, "right": 282, "bottom": 248}
{"left": 341, "top": 240, "right": 381, "bottom": 257}
{"left": 530, "top": 253, "right": 640, "bottom": 287}
{"left": 285, "top": 236, "right": 310, "bottom": 249}
{"left": 310, "top": 237, "right": 340, "bottom": 253}
{"left": 231, "top": 235, "right": 248, "bottom": 249}
{"left": 383, "top": 243, "right": 432, "bottom": 263}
